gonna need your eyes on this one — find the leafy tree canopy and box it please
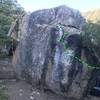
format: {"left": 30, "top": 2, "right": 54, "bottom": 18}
{"left": 0, "top": 0, "right": 24, "bottom": 35}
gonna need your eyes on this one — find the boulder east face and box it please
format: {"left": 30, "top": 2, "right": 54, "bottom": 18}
{"left": 12, "top": 5, "right": 96, "bottom": 100}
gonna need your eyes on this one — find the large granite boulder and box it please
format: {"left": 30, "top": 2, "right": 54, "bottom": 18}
{"left": 12, "top": 5, "right": 99, "bottom": 100}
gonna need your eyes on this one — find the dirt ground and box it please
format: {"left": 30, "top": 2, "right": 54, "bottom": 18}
{"left": 0, "top": 58, "right": 66, "bottom": 100}
{"left": 5, "top": 80, "right": 67, "bottom": 100}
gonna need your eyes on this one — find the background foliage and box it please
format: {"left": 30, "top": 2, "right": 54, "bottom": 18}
{"left": 0, "top": 0, "right": 24, "bottom": 35}
{"left": 0, "top": 0, "right": 24, "bottom": 99}
{"left": 82, "top": 9, "right": 100, "bottom": 48}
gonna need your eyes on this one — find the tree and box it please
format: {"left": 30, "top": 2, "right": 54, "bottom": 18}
{"left": 0, "top": 0, "right": 24, "bottom": 35}
{"left": 0, "top": 0, "right": 24, "bottom": 56}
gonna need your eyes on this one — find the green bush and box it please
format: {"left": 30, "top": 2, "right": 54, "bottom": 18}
{"left": 0, "top": 81, "right": 8, "bottom": 100}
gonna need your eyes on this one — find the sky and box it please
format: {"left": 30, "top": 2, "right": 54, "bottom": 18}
{"left": 17, "top": 0, "right": 100, "bottom": 12}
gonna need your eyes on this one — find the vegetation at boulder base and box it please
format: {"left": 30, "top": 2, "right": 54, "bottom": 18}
{"left": 0, "top": 81, "right": 8, "bottom": 100}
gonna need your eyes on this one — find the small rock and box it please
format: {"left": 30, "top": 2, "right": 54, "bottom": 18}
{"left": 32, "top": 91, "right": 40, "bottom": 95}
{"left": 19, "top": 89, "right": 23, "bottom": 92}
{"left": 30, "top": 96, "right": 34, "bottom": 100}
{"left": 19, "top": 93, "right": 22, "bottom": 96}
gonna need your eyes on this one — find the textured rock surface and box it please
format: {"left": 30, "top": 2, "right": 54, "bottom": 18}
{"left": 12, "top": 5, "right": 98, "bottom": 100}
